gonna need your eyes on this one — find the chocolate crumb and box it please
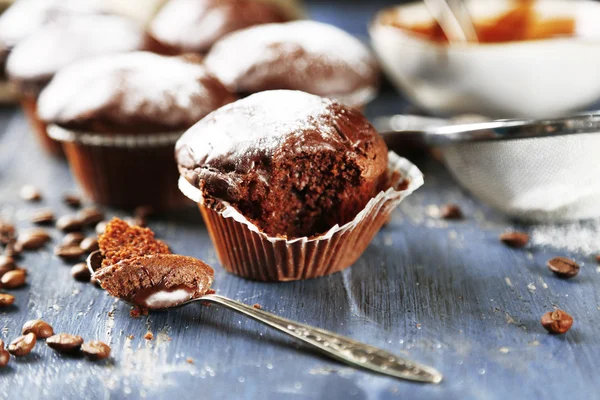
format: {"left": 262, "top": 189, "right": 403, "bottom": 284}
{"left": 127, "top": 335, "right": 134, "bottom": 340}
{"left": 253, "top": 303, "right": 262, "bottom": 310}
{"left": 440, "top": 204, "right": 463, "bottom": 220}
{"left": 20, "top": 185, "right": 42, "bottom": 202}
{"left": 499, "top": 231, "right": 529, "bottom": 248}
{"left": 129, "top": 308, "right": 141, "bottom": 318}
{"left": 186, "top": 358, "right": 194, "bottom": 364}
{"left": 144, "top": 332, "right": 154, "bottom": 341}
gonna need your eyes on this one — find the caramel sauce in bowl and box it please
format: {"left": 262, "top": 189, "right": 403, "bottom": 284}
{"left": 370, "top": 0, "right": 600, "bottom": 118}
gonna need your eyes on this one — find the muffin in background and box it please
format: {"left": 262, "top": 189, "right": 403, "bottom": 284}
{"left": 204, "top": 20, "right": 380, "bottom": 109}
{"left": 176, "top": 90, "right": 423, "bottom": 281}
{"left": 0, "top": 0, "right": 103, "bottom": 104}
{"left": 38, "top": 51, "right": 237, "bottom": 210}
{"left": 148, "top": 0, "right": 293, "bottom": 55}
{"left": 6, "top": 13, "right": 146, "bottom": 156}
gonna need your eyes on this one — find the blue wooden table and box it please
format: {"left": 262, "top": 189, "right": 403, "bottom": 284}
{"left": 1, "top": 2, "right": 599, "bottom": 399}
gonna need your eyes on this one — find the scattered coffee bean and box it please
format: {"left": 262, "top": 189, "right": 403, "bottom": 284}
{"left": 63, "top": 193, "right": 82, "bottom": 208}
{"left": 62, "top": 232, "right": 85, "bottom": 246}
{"left": 0, "top": 293, "right": 15, "bottom": 307}
{"left": 46, "top": 333, "right": 83, "bottom": 353}
{"left": 95, "top": 221, "right": 107, "bottom": 235}
{"left": 79, "top": 237, "right": 99, "bottom": 253}
{"left": 55, "top": 244, "right": 85, "bottom": 261}
{"left": 0, "top": 255, "right": 15, "bottom": 276}
{"left": 17, "top": 228, "right": 51, "bottom": 250}
{"left": 81, "top": 340, "right": 111, "bottom": 361}
{"left": 1, "top": 269, "right": 26, "bottom": 289}
{"left": 499, "top": 231, "right": 529, "bottom": 248}
{"left": 440, "top": 204, "right": 463, "bottom": 220}
{"left": 541, "top": 310, "right": 573, "bottom": 334}
{"left": 71, "top": 263, "right": 91, "bottom": 282}
{"left": 547, "top": 257, "right": 580, "bottom": 279}
{"left": 8, "top": 333, "right": 36, "bottom": 356}
{"left": 0, "top": 349, "right": 8, "bottom": 368}
{"left": 596, "top": 255, "right": 600, "bottom": 263}
{"left": 19, "top": 185, "right": 42, "bottom": 202}
{"left": 22, "top": 320, "right": 54, "bottom": 339}
{"left": 56, "top": 215, "right": 84, "bottom": 233}
{"left": 4, "top": 241, "right": 21, "bottom": 258}
{"left": 0, "top": 220, "right": 15, "bottom": 245}
{"left": 31, "top": 208, "right": 55, "bottom": 225}
{"left": 78, "top": 207, "right": 104, "bottom": 227}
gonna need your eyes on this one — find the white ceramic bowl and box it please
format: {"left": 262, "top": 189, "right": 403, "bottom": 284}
{"left": 369, "top": 0, "right": 600, "bottom": 119}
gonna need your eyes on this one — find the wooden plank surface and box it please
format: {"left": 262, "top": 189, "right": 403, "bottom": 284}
{"left": 1, "top": 2, "right": 600, "bottom": 399}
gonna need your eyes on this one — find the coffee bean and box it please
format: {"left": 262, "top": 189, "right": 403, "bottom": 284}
{"left": 17, "top": 228, "right": 51, "bottom": 250}
{"left": 0, "top": 349, "right": 8, "bottom": 367}
{"left": 1, "top": 269, "right": 26, "bottom": 289}
{"left": 22, "top": 320, "right": 54, "bottom": 339}
{"left": 63, "top": 193, "right": 82, "bottom": 208}
{"left": 19, "top": 185, "right": 42, "bottom": 202}
{"left": 56, "top": 215, "right": 84, "bottom": 233}
{"left": 31, "top": 208, "right": 55, "bottom": 225}
{"left": 499, "top": 231, "right": 529, "bottom": 248}
{"left": 71, "top": 263, "right": 91, "bottom": 282}
{"left": 79, "top": 237, "right": 99, "bottom": 253}
{"left": 596, "top": 255, "right": 600, "bottom": 263}
{"left": 0, "top": 220, "right": 15, "bottom": 245}
{"left": 547, "top": 257, "right": 580, "bottom": 279}
{"left": 62, "top": 232, "right": 85, "bottom": 246}
{"left": 95, "top": 221, "right": 107, "bottom": 235}
{"left": 541, "top": 310, "right": 573, "bottom": 334}
{"left": 4, "top": 241, "right": 21, "bottom": 258}
{"left": 440, "top": 204, "right": 463, "bottom": 220}
{"left": 81, "top": 340, "right": 111, "bottom": 361}
{"left": 78, "top": 207, "right": 104, "bottom": 227}
{"left": 0, "top": 255, "right": 15, "bottom": 276}
{"left": 54, "top": 244, "right": 85, "bottom": 261}
{"left": 0, "top": 293, "right": 15, "bottom": 307}
{"left": 8, "top": 333, "right": 36, "bottom": 356}
{"left": 46, "top": 333, "right": 83, "bottom": 353}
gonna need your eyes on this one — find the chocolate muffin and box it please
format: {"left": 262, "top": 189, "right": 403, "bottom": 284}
{"left": 38, "top": 51, "right": 237, "bottom": 209}
{"left": 176, "top": 90, "right": 389, "bottom": 238}
{"left": 6, "top": 12, "right": 146, "bottom": 156}
{"left": 204, "top": 20, "right": 380, "bottom": 108}
{"left": 148, "top": 0, "right": 291, "bottom": 55}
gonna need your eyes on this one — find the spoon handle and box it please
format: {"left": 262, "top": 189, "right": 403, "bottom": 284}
{"left": 201, "top": 294, "right": 442, "bottom": 384}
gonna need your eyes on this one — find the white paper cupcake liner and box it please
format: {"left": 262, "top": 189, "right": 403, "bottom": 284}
{"left": 179, "top": 151, "right": 423, "bottom": 281}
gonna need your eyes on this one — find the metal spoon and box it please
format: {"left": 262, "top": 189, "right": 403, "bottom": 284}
{"left": 87, "top": 251, "right": 443, "bottom": 384}
{"left": 374, "top": 112, "right": 600, "bottom": 147}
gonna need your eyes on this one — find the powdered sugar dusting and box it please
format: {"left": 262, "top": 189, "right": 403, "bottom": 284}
{"left": 38, "top": 52, "right": 224, "bottom": 127}
{"left": 204, "top": 20, "right": 378, "bottom": 106}
{"left": 530, "top": 220, "right": 600, "bottom": 255}
{"left": 0, "top": 0, "right": 105, "bottom": 48}
{"left": 176, "top": 90, "right": 335, "bottom": 164}
{"left": 7, "top": 13, "right": 144, "bottom": 80}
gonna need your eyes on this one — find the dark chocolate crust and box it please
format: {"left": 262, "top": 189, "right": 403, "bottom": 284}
{"left": 176, "top": 90, "right": 389, "bottom": 238}
{"left": 148, "top": 0, "right": 289, "bottom": 54}
{"left": 38, "top": 52, "right": 237, "bottom": 134}
{"left": 204, "top": 20, "right": 379, "bottom": 107}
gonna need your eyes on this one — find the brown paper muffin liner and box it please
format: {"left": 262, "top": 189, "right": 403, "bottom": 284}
{"left": 179, "top": 152, "right": 424, "bottom": 281}
{"left": 48, "top": 124, "right": 190, "bottom": 210}
{"left": 21, "top": 94, "right": 64, "bottom": 157}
